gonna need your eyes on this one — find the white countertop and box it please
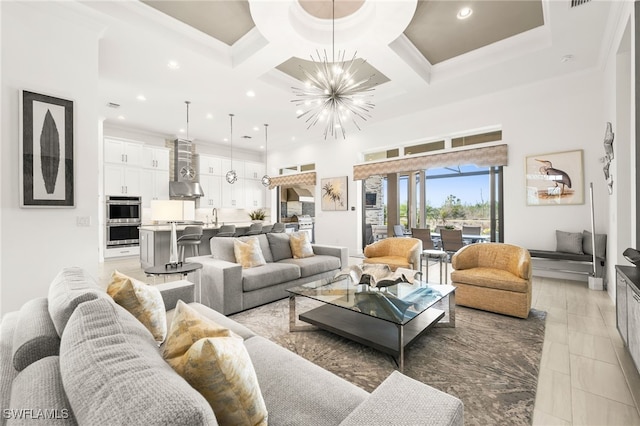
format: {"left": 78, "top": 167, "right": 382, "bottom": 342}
{"left": 139, "top": 222, "right": 267, "bottom": 231}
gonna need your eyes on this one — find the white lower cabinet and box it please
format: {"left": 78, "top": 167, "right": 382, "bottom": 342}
{"left": 221, "top": 178, "right": 245, "bottom": 208}
{"left": 200, "top": 175, "right": 222, "bottom": 207}
{"left": 245, "top": 179, "right": 265, "bottom": 209}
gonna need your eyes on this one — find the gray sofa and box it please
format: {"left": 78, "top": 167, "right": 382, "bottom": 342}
{"left": 0, "top": 267, "right": 464, "bottom": 426}
{"left": 189, "top": 233, "right": 348, "bottom": 315}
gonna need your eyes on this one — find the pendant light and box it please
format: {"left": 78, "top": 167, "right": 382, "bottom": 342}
{"left": 261, "top": 123, "right": 271, "bottom": 188}
{"left": 225, "top": 113, "right": 237, "bottom": 184}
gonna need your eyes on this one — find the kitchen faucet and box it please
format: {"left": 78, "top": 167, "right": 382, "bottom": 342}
{"left": 212, "top": 208, "right": 218, "bottom": 227}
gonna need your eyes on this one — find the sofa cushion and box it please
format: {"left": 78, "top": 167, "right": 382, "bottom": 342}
{"left": 1, "top": 312, "right": 19, "bottom": 426}
{"left": 245, "top": 336, "right": 368, "bottom": 426}
{"left": 556, "top": 230, "right": 584, "bottom": 254}
{"left": 582, "top": 230, "right": 607, "bottom": 259}
{"left": 168, "top": 336, "right": 268, "bottom": 426}
{"left": 60, "top": 298, "right": 216, "bottom": 425}
{"left": 107, "top": 271, "right": 167, "bottom": 344}
{"left": 165, "top": 302, "right": 256, "bottom": 341}
{"left": 234, "top": 237, "right": 267, "bottom": 269}
{"left": 8, "top": 356, "right": 76, "bottom": 425}
{"left": 12, "top": 297, "right": 60, "bottom": 372}
{"left": 339, "top": 371, "right": 464, "bottom": 426}
{"left": 290, "top": 232, "right": 314, "bottom": 259}
{"left": 450, "top": 267, "right": 529, "bottom": 293}
{"left": 242, "top": 263, "right": 301, "bottom": 292}
{"left": 267, "top": 233, "right": 293, "bottom": 261}
{"left": 47, "top": 267, "right": 107, "bottom": 336}
{"left": 279, "top": 255, "right": 341, "bottom": 278}
{"left": 162, "top": 300, "right": 233, "bottom": 360}
{"left": 211, "top": 234, "right": 273, "bottom": 264}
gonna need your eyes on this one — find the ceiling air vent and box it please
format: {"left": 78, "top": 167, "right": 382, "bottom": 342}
{"left": 570, "top": 0, "right": 591, "bottom": 8}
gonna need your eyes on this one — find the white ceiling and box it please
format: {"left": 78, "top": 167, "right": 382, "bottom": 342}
{"left": 79, "top": 0, "right": 620, "bottom": 152}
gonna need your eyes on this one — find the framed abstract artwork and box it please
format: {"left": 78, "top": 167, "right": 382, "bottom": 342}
{"left": 19, "top": 90, "right": 74, "bottom": 207}
{"left": 525, "top": 149, "right": 583, "bottom": 206}
{"left": 321, "top": 176, "right": 348, "bottom": 211}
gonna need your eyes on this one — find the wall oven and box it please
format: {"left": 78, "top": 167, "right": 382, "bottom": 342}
{"left": 106, "top": 196, "right": 141, "bottom": 223}
{"left": 106, "top": 196, "right": 141, "bottom": 248}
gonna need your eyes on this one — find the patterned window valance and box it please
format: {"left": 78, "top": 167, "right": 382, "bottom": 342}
{"left": 353, "top": 144, "right": 508, "bottom": 180}
{"left": 268, "top": 172, "right": 316, "bottom": 189}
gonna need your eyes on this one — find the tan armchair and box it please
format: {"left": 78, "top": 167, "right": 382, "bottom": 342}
{"left": 363, "top": 238, "right": 422, "bottom": 271}
{"left": 451, "top": 243, "right": 532, "bottom": 319}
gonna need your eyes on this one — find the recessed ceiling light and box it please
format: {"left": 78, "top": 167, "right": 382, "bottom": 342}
{"left": 291, "top": 136, "right": 296, "bottom": 141}
{"left": 179, "top": 128, "right": 185, "bottom": 133}
{"left": 206, "top": 113, "right": 213, "bottom": 119}
{"left": 253, "top": 126, "right": 259, "bottom": 131}
{"left": 295, "top": 109, "right": 304, "bottom": 115}
{"left": 560, "top": 54, "right": 575, "bottom": 63}
{"left": 457, "top": 7, "right": 473, "bottom": 19}
{"left": 136, "top": 94, "right": 146, "bottom": 101}
{"left": 260, "top": 145, "right": 265, "bottom": 149}
{"left": 117, "top": 115, "right": 125, "bottom": 120}
{"left": 223, "top": 138, "right": 228, "bottom": 142}
{"left": 167, "top": 60, "right": 180, "bottom": 70}
{"left": 246, "top": 90, "right": 256, "bottom": 97}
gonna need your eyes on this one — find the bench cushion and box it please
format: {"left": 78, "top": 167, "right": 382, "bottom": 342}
{"left": 528, "top": 249, "right": 602, "bottom": 263}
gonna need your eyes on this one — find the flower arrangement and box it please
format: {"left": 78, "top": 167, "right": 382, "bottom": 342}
{"left": 248, "top": 209, "right": 266, "bottom": 221}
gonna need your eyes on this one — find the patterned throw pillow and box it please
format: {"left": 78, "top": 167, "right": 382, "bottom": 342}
{"left": 289, "top": 232, "right": 315, "bottom": 259}
{"left": 162, "top": 300, "right": 232, "bottom": 360}
{"left": 233, "top": 237, "right": 266, "bottom": 268}
{"left": 107, "top": 271, "right": 167, "bottom": 344}
{"left": 163, "top": 301, "right": 268, "bottom": 426}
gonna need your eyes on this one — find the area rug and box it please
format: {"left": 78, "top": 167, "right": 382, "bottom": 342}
{"left": 231, "top": 299, "right": 546, "bottom": 426}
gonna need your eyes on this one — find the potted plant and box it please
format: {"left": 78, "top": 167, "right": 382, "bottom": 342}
{"left": 248, "top": 209, "right": 266, "bottom": 222}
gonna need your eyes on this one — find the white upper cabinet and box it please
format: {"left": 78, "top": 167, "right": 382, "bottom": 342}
{"left": 199, "top": 155, "right": 223, "bottom": 176}
{"left": 142, "top": 146, "right": 169, "bottom": 170}
{"left": 244, "top": 161, "right": 264, "bottom": 180}
{"left": 220, "top": 159, "right": 245, "bottom": 178}
{"left": 104, "top": 139, "right": 143, "bottom": 166}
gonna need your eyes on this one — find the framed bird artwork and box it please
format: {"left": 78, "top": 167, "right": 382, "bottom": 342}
{"left": 525, "top": 150, "right": 584, "bottom": 206}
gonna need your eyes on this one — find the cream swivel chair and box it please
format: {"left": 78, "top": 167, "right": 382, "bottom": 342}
{"left": 451, "top": 243, "right": 532, "bottom": 319}
{"left": 363, "top": 237, "right": 422, "bottom": 271}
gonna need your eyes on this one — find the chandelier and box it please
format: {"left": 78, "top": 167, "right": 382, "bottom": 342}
{"left": 261, "top": 124, "right": 271, "bottom": 187}
{"left": 292, "top": 0, "right": 375, "bottom": 139}
{"left": 225, "top": 113, "right": 237, "bottom": 184}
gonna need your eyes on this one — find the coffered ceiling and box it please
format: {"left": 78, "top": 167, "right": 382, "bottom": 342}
{"left": 81, "top": 0, "right": 620, "bottom": 151}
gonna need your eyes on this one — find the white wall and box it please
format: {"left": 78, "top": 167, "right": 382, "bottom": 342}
{"left": 0, "top": 2, "right": 104, "bottom": 315}
{"left": 602, "top": 3, "right": 635, "bottom": 302}
{"left": 270, "top": 69, "right": 609, "bottom": 258}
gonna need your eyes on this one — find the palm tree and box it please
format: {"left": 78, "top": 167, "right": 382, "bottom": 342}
{"left": 322, "top": 182, "right": 343, "bottom": 209}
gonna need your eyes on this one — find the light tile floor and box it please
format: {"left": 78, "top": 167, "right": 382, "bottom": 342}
{"left": 99, "top": 257, "right": 640, "bottom": 425}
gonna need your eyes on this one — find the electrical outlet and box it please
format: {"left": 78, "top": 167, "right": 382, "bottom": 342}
{"left": 76, "top": 216, "right": 91, "bottom": 227}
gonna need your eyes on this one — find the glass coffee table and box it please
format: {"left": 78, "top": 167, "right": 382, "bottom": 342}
{"left": 287, "top": 277, "right": 455, "bottom": 371}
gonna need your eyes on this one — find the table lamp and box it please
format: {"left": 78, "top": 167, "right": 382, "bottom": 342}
{"left": 151, "top": 200, "right": 189, "bottom": 268}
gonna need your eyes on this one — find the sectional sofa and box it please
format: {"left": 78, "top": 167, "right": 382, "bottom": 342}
{"left": 190, "top": 233, "right": 348, "bottom": 315}
{"left": 0, "top": 267, "right": 464, "bottom": 425}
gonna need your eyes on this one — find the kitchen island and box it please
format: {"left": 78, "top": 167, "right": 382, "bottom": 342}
{"left": 139, "top": 223, "right": 258, "bottom": 268}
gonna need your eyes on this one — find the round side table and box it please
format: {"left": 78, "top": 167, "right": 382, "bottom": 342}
{"left": 144, "top": 262, "right": 203, "bottom": 303}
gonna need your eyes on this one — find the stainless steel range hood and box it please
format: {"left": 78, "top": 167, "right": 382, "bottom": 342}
{"left": 171, "top": 139, "right": 204, "bottom": 198}
{"left": 170, "top": 181, "right": 204, "bottom": 199}
{"left": 286, "top": 187, "right": 314, "bottom": 203}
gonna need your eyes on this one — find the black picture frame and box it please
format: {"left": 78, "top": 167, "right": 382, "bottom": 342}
{"left": 19, "top": 90, "right": 74, "bottom": 208}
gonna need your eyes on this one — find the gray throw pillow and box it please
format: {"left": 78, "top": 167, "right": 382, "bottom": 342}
{"left": 582, "top": 230, "right": 607, "bottom": 259}
{"left": 556, "top": 230, "right": 584, "bottom": 254}
{"left": 210, "top": 237, "right": 237, "bottom": 262}
{"left": 267, "top": 233, "right": 293, "bottom": 261}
